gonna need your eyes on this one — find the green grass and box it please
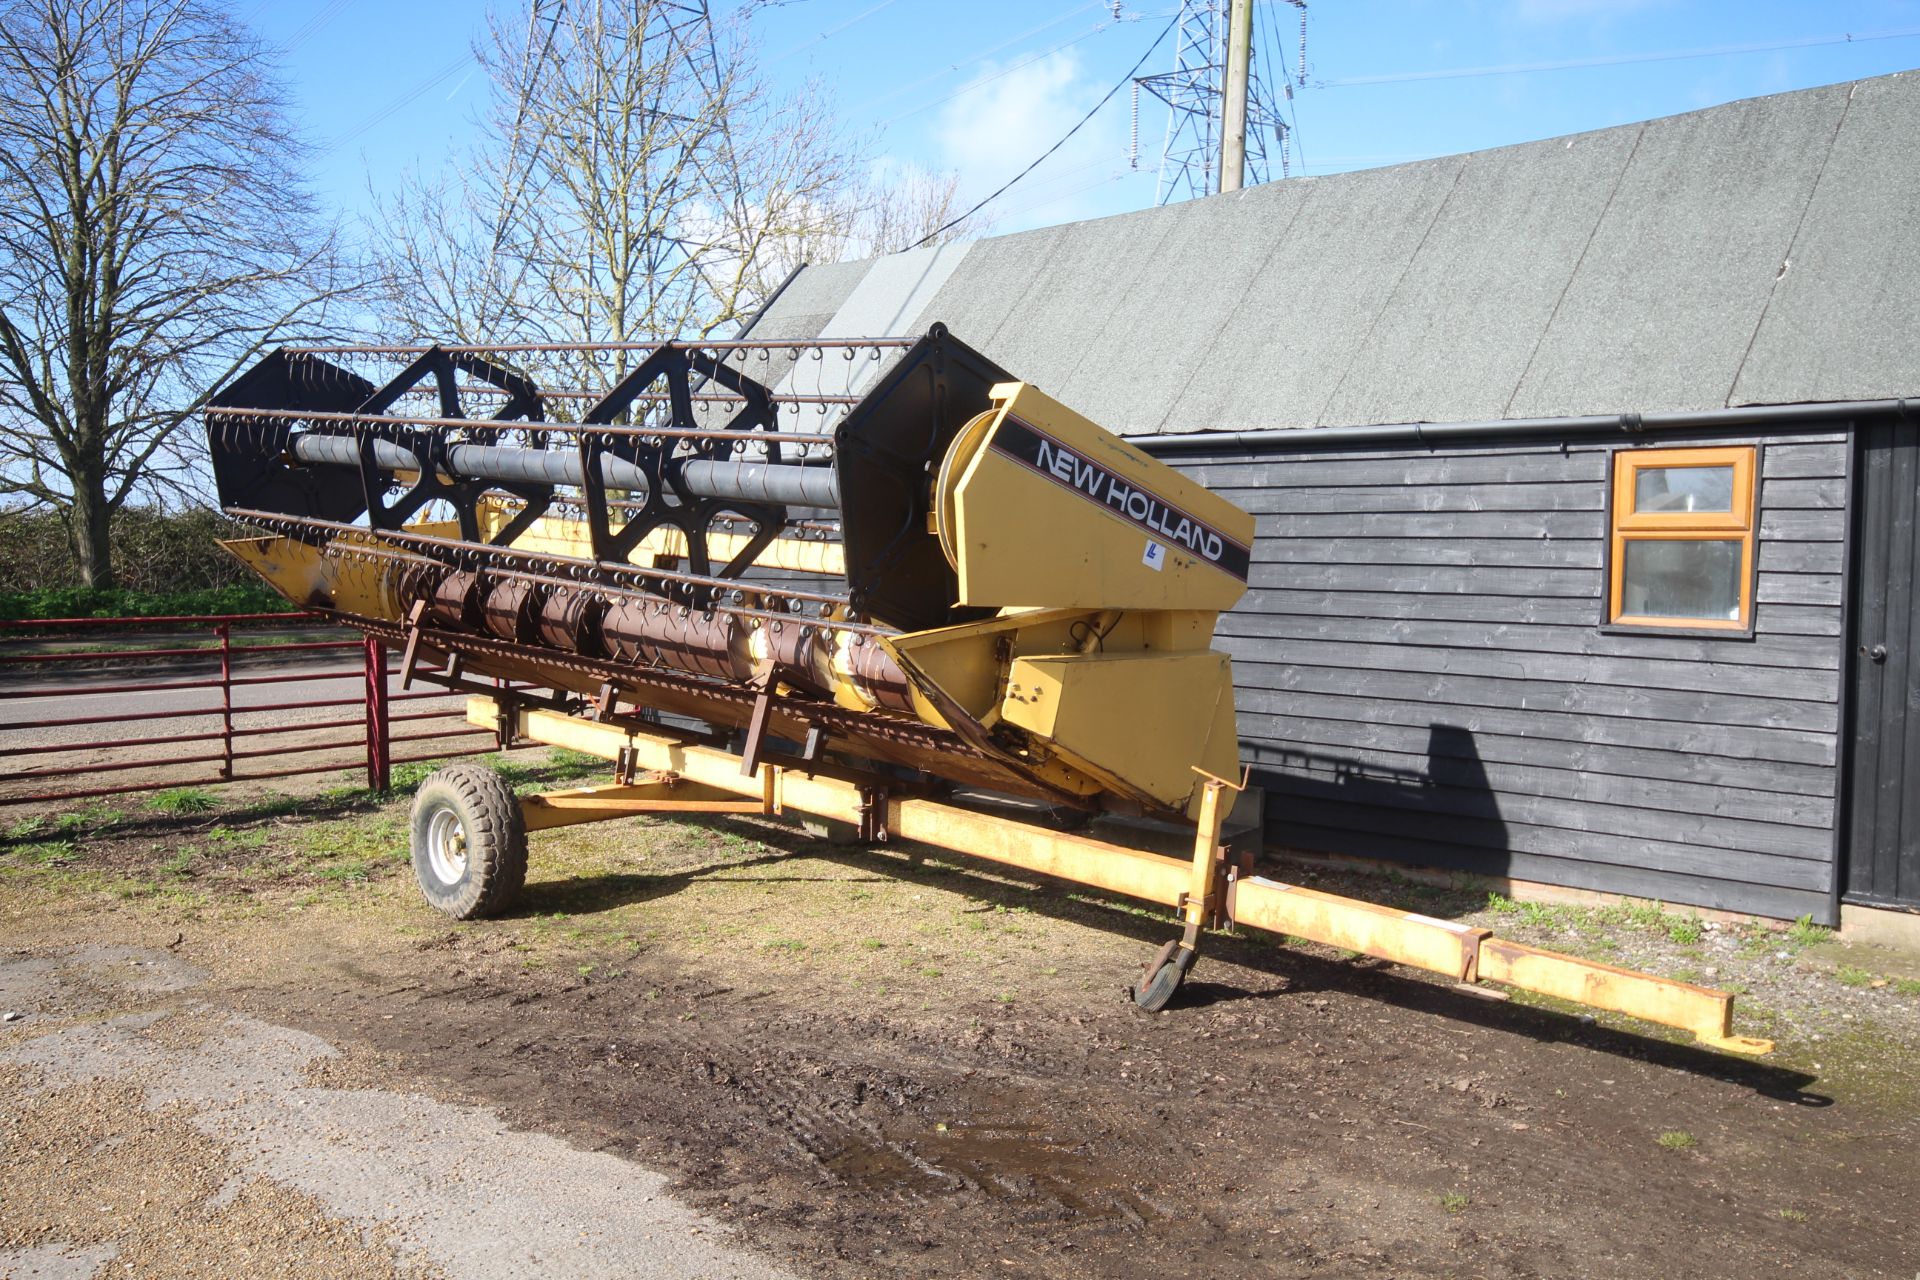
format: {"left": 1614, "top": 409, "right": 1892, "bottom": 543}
{"left": 1665, "top": 913, "right": 1705, "bottom": 945}
{"left": 9, "top": 839, "right": 78, "bottom": 866}
{"left": 1439, "top": 1192, "right": 1469, "bottom": 1214}
{"left": 1786, "top": 914, "right": 1832, "bottom": 948}
{"left": 312, "top": 860, "right": 373, "bottom": 883}
{"left": 1488, "top": 891, "right": 1718, "bottom": 948}
{"left": 203, "top": 825, "right": 266, "bottom": 852}
{"left": 1656, "top": 1130, "right": 1697, "bottom": 1151}
{"left": 1777, "top": 1208, "right": 1807, "bottom": 1222}
{"left": 1893, "top": 978, "right": 1920, "bottom": 998}
{"left": 149, "top": 787, "right": 217, "bottom": 816}
{"left": 52, "top": 805, "right": 123, "bottom": 835}
{"left": 1835, "top": 966, "right": 1874, "bottom": 988}
{"left": 1623, "top": 900, "right": 1669, "bottom": 930}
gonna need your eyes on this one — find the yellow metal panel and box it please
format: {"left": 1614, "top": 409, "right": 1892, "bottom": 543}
{"left": 1000, "top": 650, "right": 1232, "bottom": 811}
{"left": 944, "top": 382, "right": 1254, "bottom": 612}
{"left": 886, "top": 607, "right": 1104, "bottom": 721}
{"left": 221, "top": 535, "right": 397, "bottom": 617}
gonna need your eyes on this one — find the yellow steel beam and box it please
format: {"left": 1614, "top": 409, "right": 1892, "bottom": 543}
{"left": 1475, "top": 937, "right": 1772, "bottom": 1055}
{"left": 1228, "top": 874, "right": 1771, "bottom": 1054}
{"left": 493, "top": 512, "right": 845, "bottom": 576}
{"left": 477, "top": 697, "right": 1191, "bottom": 906}
{"left": 1228, "top": 876, "right": 1492, "bottom": 981}
{"left": 480, "top": 697, "right": 1771, "bottom": 1055}
{"left": 522, "top": 779, "right": 767, "bottom": 831}
{"left": 889, "top": 801, "right": 1191, "bottom": 907}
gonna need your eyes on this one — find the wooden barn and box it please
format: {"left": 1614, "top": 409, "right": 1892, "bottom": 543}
{"left": 750, "top": 71, "right": 1920, "bottom": 929}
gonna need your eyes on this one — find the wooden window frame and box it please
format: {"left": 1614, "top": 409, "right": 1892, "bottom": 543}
{"left": 1606, "top": 445, "right": 1758, "bottom": 633}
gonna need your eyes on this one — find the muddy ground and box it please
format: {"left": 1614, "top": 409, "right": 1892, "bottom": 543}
{"left": 3, "top": 755, "right": 1917, "bottom": 1279}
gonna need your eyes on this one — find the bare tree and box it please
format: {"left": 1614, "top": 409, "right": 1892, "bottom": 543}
{"left": 0, "top": 0, "right": 353, "bottom": 585}
{"left": 753, "top": 166, "right": 991, "bottom": 291}
{"left": 373, "top": 0, "right": 977, "bottom": 384}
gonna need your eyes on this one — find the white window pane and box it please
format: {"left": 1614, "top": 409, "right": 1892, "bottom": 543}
{"left": 1621, "top": 540, "right": 1743, "bottom": 620}
{"left": 1634, "top": 464, "right": 1734, "bottom": 513}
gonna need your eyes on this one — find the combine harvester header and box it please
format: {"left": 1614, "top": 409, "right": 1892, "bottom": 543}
{"left": 205, "top": 325, "right": 1770, "bottom": 1054}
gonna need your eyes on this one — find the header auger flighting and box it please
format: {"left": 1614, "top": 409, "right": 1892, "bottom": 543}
{"left": 205, "top": 325, "right": 1771, "bottom": 1052}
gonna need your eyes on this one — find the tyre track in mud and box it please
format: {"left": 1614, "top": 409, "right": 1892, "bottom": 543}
{"left": 220, "top": 923, "right": 1920, "bottom": 1280}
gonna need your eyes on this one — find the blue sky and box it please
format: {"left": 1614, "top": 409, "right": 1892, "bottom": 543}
{"left": 256, "top": 0, "right": 1920, "bottom": 238}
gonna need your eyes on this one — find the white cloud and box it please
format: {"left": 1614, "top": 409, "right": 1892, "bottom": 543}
{"left": 932, "top": 49, "right": 1132, "bottom": 230}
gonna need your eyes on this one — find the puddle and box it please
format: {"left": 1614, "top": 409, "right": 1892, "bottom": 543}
{"left": 825, "top": 1117, "right": 1161, "bottom": 1225}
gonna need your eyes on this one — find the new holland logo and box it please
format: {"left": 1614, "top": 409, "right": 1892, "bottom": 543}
{"left": 989, "top": 416, "right": 1251, "bottom": 583}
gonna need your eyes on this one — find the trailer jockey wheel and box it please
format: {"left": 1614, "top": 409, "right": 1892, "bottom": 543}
{"left": 1131, "top": 940, "right": 1196, "bottom": 1013}
{"left": 409, "top": 764, "right": 528, "bottom": 920}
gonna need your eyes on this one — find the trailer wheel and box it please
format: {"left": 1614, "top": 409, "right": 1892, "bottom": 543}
{"left": 1131, "top": 941, "right": 1194, "bottom": 1013}
{"left": 409, "top": 763, "right": 527, "bottom": 919}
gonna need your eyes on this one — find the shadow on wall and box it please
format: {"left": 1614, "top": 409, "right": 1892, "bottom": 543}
{"left": 1250, "top": 723, "right": 1511, "bottom": 888}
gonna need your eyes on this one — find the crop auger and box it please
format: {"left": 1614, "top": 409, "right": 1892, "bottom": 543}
{"left": 204, "top": 324, "right": 1770, "bottom": 1052}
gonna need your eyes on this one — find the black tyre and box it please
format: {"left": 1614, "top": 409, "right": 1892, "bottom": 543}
{"left": 1131, "top": 943, "right": 1194, "bottom": 1013}
{"left": 409, "top": 763, "right": 527, "bottom": 919}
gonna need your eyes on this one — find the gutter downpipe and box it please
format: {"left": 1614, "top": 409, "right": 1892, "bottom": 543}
{"left": 1136, "top": 398, "right": 1918, "bottom": 454}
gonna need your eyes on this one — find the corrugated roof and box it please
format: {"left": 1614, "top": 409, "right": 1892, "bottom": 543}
{"left": 752, "top": 71, "right": 1920, "bottom": 436}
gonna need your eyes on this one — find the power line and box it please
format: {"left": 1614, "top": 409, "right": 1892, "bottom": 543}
{"left": 327, "top": 51, "right": 474, "bottom": 153}
{"left": 1325, "top": 25, "right": 1920, "bottom": 87}
{"left": 769, "top": 0, "right": 902, "bottom": 63}
{"left": 882, "top": 16, "right": 1126, "bottom": 126}
{"left": 907, "top": 12, "right": 1179, "bottom": 250}
{"left": 282, "top": 0, "right": 354, "bottom": 53}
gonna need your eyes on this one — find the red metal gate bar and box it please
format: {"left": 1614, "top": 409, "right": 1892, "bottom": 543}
{"left": 365, "top": 636, "right": 391, "bottom": 792}
{"left": 218, "top": 623, "right": 234, "bottom": 781}
{"left": 0, "top": 612, "right": 320, "bottom": 628}
{"left": 0, "top": 613, "right": 528, "bottom": 807}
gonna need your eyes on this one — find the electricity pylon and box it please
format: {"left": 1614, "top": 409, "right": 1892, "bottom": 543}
{"left": 1131, "top": 0, "right": 1304, "bottom": 204}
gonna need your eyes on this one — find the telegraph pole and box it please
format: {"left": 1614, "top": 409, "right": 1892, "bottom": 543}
{"left": 1218, "top": 0, "right": 1254, "bottom": 192}
{"left": 1134, "top": 0, "right": 1303, "bottom": 203}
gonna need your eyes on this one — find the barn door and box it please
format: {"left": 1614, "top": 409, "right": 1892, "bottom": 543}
{"left": 1845, "top": 419, "right": 1920, "bottom": 910}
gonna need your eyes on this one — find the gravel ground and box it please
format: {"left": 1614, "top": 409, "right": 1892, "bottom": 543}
{"left": 2, "top": 777, "right": 1917, "bottom": 1277}
{"left": 0, "top": 945, "right": 800, "bottom": 1280}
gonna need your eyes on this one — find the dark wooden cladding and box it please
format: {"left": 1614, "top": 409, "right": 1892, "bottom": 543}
{"left": 1163, "top": 430, "right": 1851, "bottom": 922}
{"left": 1845, "top": 420, "right": 1920, "bottom": 910}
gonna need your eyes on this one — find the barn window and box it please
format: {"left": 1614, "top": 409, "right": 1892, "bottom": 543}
{"left": 1608, "top": 446, "right": 1757, "bottom": 630}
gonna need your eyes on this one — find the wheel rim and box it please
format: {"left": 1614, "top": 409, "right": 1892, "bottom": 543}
{"left": 425, "top": 805, "right": 467, "bottom": 885}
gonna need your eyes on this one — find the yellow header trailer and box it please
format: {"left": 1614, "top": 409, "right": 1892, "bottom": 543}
{"left": 203, "top": 325, "right": 1770, "bottom": 1054}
